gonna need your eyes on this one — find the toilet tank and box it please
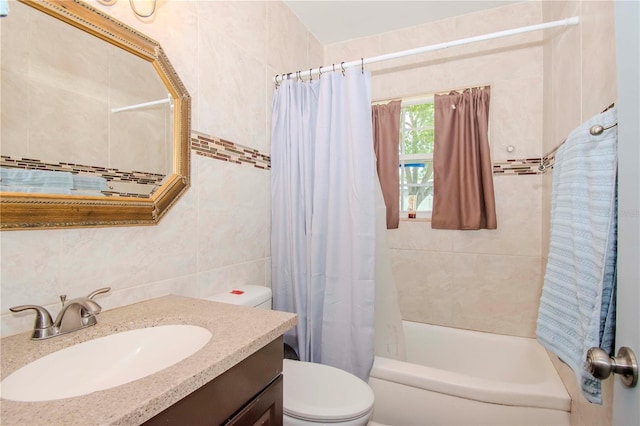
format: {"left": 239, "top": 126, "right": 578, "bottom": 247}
{"left": 205, "top": 285, "right": 272, "bottom": 309}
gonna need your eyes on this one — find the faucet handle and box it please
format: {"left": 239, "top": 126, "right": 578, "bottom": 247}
{"left": 87, "top": 287, "right": 111, "bottom": 300}
{"left": 81, "top": 288, "right": 110, "bottom": 318}
{"left": 10, "top": 305, "right": 55, "bottom": 339}
{"left": 9, "top": 305, "right": 54, "bottom": 328}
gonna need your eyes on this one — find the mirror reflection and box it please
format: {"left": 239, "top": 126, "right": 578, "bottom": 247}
{"left": 0, "top": 0, "right": 190, "bottom": 229}
{"left": 1, "top": 0, "right": 173, "bottom": 198}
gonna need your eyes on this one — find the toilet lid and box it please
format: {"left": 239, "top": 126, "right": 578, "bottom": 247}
{"left": 282, "top": 359, "right": 375, "bottom": 422}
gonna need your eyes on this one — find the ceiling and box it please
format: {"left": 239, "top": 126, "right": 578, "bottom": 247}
{"left": 284, "top": 1, "right": 524, "bottom": 45}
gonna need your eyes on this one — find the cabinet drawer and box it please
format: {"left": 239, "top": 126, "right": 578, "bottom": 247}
{"left": 228, "top": 375, "right": 282, "bottom": 426}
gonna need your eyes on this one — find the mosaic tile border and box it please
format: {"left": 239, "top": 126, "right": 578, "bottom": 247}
{"left": 4, "top": 139, "right": 557, "bottom": 193}
{"left": 191, "top": 132, "right": 270, "bottom": 170}
{"left": 190, "top": 132, "right": 561, "bottom": 177}
{"left": 492, "top": 151, "right": 555, "bottom": 175}
{"left": 0, "top": 155, "right": 165, "bottom": 198}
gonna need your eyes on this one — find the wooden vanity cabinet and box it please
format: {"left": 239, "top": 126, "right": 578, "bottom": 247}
{"left": 144, "top": 337, "right": 284, "bottom": 426}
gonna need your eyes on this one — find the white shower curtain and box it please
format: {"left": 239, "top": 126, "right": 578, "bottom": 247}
{"left": 271, "top": 68, "right": 376, "bottom": 380}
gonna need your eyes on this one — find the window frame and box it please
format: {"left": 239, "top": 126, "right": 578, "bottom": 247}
{"left": 398, "top": 96, "right": 435, "bottom": 219}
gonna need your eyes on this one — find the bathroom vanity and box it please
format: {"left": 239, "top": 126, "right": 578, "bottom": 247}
{"left": 0, "top": 295, "right": 297, "bottom": 425}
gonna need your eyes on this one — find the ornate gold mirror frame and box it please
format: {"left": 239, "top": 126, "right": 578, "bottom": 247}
{"left": 0, "top": 0, "right": 190, "bottom": 230}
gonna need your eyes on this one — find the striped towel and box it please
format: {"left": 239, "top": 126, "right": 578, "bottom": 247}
{"left": 0, "top": 168, "right": 74, "bottom": 194}
{"left": 537, "top": 107, "right": 617, "bottom": 404}
{"left": 72, "top": 174, "right": 108, "bottom": 191}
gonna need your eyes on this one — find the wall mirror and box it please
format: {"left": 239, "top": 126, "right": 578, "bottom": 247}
{"left": 0, "top": 0, "right": 190, "bottom": 229}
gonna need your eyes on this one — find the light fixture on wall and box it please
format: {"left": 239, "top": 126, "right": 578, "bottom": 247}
{"left": 96, "top": 0, "right": 156, "bottom": 18}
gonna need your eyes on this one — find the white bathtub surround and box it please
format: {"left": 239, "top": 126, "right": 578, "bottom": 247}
{"left": 373, "top": 182, "right": 406, "bottom": 362}
{"left": 369, "top": 321, "right": 570, "bottom": 426}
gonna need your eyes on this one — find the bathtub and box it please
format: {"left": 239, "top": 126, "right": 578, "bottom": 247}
{"left": 368, "top": 321, "right": 571, "bottom": 426}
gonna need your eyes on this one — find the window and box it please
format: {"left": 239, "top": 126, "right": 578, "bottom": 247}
{"left": 399, "top": 98, "right": 435, "bottom": 218}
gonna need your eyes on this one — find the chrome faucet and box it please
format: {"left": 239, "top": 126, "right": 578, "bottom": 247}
{"left": 10, "top": 287, "right": 111, "bottom": 340}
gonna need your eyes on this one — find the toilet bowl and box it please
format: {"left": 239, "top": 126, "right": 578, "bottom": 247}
{"left": 205, "top": 285, "right": 375, "bottom": 425}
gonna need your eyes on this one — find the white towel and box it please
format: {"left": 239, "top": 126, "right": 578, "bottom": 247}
{"left": 72, "top": 174, "right": 108, "bottom": 191}
{"left": 0, "top": 168, "right": 74, "bottom": 194}
{"left": 537, "top": 107, "right": 617, "bottom": 404}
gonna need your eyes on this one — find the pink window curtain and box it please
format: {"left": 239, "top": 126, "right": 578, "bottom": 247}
{"left": 372, "top": 101, "right": 402, "bottom": 229}
{"left": 431, "top": 87, "right": 497, "bottom": 230}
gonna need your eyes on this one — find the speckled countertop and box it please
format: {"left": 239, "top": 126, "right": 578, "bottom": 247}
{"left": 0, "top": 295, "right": 297, "bottom": 425}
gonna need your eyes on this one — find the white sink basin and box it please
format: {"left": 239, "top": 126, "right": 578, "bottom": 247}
{"left": 0, "top": 325, "right": 212, "bottom": 402}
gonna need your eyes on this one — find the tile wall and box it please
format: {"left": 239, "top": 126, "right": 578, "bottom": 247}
{"left": 0, "top": 0, "right": 322, "bottom": 337}
{"left": 191, "top": 132, "right": 270, "bottom": 170}
{"left": 326, "top": 1, "right": 546, "bottom": 338}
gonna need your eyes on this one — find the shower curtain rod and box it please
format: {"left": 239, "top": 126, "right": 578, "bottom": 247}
{"left": 111, "top": 94, "right": 173, "bottom": 113}
{"left": 274, "top": 16, "right": 579, "bottom": 84}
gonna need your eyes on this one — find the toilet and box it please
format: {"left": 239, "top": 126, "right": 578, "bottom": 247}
{"left": 205, "top": 285, "right": 375, "bottom": 426}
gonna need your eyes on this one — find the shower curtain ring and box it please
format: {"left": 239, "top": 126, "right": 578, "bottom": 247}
{"left": 341, "top": 62, "right": 345, "bottom": 76}
{"left": 361, "top": 58, "right": 364, "bottom": 74}
{"left": 319, "top": 66, "right": 323, "bottom": 78}
{"left": 309, "top": 68, "right": 313, "bottom": 81}
{"left": 333, "top": 63, "right": 335, "bottom": 72}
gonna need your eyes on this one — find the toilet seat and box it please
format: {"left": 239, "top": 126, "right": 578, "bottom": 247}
{"left": 282, "top": 359, "right": 375, "bottom": 423}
